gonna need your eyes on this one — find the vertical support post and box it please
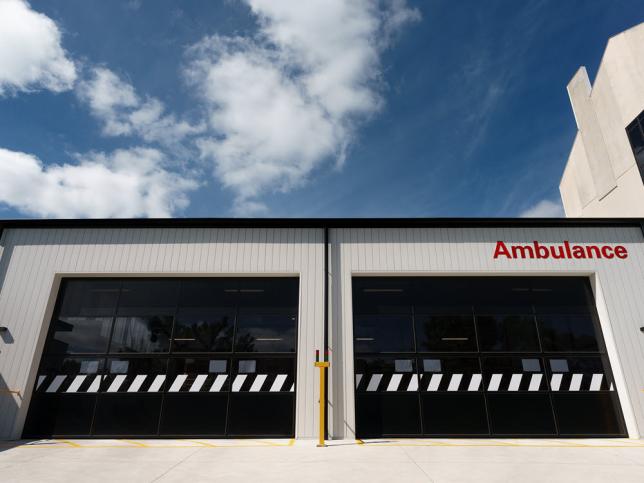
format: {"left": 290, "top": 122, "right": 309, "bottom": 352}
{"left": 314, "top": 360, "right": 330, "bottom": 447}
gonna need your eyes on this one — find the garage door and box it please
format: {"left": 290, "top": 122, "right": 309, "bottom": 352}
{"left": 24, "top": 277, "right": 298, "bottom": 438}
{"left": 353, "top": 277, "right": 627, "bottom": 438}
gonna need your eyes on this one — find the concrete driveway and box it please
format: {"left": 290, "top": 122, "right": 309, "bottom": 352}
{"left": 0, "top": 438, "right": 643, "bottom": 482}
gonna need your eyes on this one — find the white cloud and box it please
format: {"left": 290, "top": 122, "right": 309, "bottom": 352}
{"left": 519, "top": 198, "right": 565, "bottom": 218}
{"left": 77, "top": 67, "right": 204, "bottom": 145}
{"left": 0, "top": 147, "right": 198, "bottom": 218}
{"left": 186, "top": 0, "right": 420, "bottom": 214}
{"left": 0, "top": 0, "right": 76, "bottom": 95}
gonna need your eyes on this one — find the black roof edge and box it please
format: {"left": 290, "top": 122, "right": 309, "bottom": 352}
{"left": 0, "top": 217, "right": 643, "bottom": 230}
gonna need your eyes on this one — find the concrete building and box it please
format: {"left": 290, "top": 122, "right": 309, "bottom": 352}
{"left": 0, "top": 218, "right": 644, "bottom": 441}
{"left": 560, "top": 22, "right": 644, "bottom": 217}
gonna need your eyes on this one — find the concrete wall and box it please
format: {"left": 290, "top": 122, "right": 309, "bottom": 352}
{"left": 0, "top": 227, "right": 325, "bottom": 439}
{"left": 560, "top": 22, "right": 644, "bottom": 217}
{"left": 328, "top": 227, "right": 644, "bottom": 439}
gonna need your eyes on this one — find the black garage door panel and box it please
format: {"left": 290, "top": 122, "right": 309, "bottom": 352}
{"left": 353, "top": 277, "right": 626, "bottom": 438}
{"left": 24, "top": 277, "right": 298, "bottom": 438}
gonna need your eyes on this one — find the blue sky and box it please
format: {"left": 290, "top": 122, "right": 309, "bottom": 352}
{"left": 0, "top": 0, "right": 643, "bottom": 219}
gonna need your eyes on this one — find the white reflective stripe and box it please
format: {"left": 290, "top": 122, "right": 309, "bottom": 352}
{"left": 569, "top": 374, "right": 583, "bottom": 391}
{"left": 508, "top": 374, "right": 522, "bottom": 391}
{"left": 468, "top": 374, "right": 482, "bottom": 391}
{"left": 289, "top": 384, "right": 294, "bottom": 392}
{"left": 427, "top": 374, "right": 442, "bottom": 391}
{"left": 387, "top": 374, "right": 403, "bottom": 392}
{"left": 271, "top": 374, "right": 288, "bottom": 392}
{"left": 210, "top": 374, "right": 228, "bottom": 392}
{"left": 590, "top": 373, "right": 603, "bottom": 391}
{"left": 407, "top": 374, "right": 418, "bottom": 391}
{"left": 447, "top": 374, "right": 462, "bottom": 391}
{"left": 107, "top": 375, "right": 127, "bottom": 392}
{"left": 169, "top": 375, "right": 188, "bottom": 392}
{"left": 66, "top": 375, "right": 87, "bottom": 393}
{"left": 190, "top": 375, "right": 208, "bottom": 392}
{"left": 550, "top": 374, "right": 562, "bottom": 391}
{"left": 488, "top": 374, "right": 502, "bottom": 391}
{"left": 609, "top": 382, "right": 614, "bottom": 391}
{"left": 250, "top": 374, "right": 267, "bottom": 392}
{"left": 148, "top": 375, "right": 166, "bottom": 392}
{"left": 128, "top": 375, "right": 147, "bottom": 393}
{"left": 36, "top": 375, "right": 46, "bottom": 390}
{"left": 46, "top": 375, "right": 66, "bottom": 393}
{"left": 87, "top": 375, "right": 102, "bottom": 393}
{"left": 355, "top": 374, "right": 363, "bottom": 388}
{"left": 366, "top": 374, "right": 382, "bottom": 392}
{"left": 528, "top": 374, "right": 542, "bottom": 391}
{"left": 232, "top": 375, "right": 247, "bottom": 392}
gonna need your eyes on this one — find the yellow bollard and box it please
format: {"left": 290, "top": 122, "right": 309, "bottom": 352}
{"left": 314, "top": 361, "right": 330, "bottom": 447}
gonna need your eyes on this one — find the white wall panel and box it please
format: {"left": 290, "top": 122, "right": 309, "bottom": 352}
{"left": 0, "top": 228, "right": 324, "bottom": 439}
{"left": 329, "top": 227, "right": 644, "bottom": 439}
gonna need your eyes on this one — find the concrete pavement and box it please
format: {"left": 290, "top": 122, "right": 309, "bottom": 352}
{"left": 0, "top": 438, "right": 643, "bottom": 482}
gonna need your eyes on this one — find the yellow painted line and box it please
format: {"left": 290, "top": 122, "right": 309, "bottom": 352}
{"left": 288, "top": 438, "right": 295, "bottom": 446}
{"left": 185, "top": 440, "right": 220, "bottom": 447}
{"left": 58, "top": 439, "right": 82, "bottom": 448}
{"left": 121, "top": 439, "right": 148, "bottom": 447}
{"left": 356, "top": 439, "right": 364, "bottom": 445}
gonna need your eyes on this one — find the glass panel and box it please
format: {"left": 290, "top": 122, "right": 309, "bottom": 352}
{"left": 235, "top": 278, "right": 299, "bottom": 310}
{"left": 415, "top": 315, "right": 477, "bottom": 352}
{"left": 482, "top": 357, "right": 546, "bottom": 392}
{"left": 486, "top": 393, "right": 556, "bottom": 435}
{"left": 355, "top": 394, "right": 421, "bottom": 438}
{"left": 422, "top": 393, "right": 489, "bottom": 436}
{"left": 23, "top": 394, "right": 96, "bottom": 437}
{"left": 353, "top": 277, "right": 412, "bottom": 315}
{"left": 355, "top": 358, "right": 417, "bottom": 393}
{"left": 476, "top": 315, "right": 540, "bottom": 352}
{"left": 102, "top": 357, "right": 167, "bottom": 393}
{"left": 117, "top": 280, "right": 179, "bottom": 316}
{"left": 48, "top": 317, "right": 113, "bottom": 354}
{"left": 160, "top": 393, "right": 228, "bottom": 436}
{"left": 58, "top": 280, "right": 120, "bottom": 317}
{"left": 110, "top": 316, "right": 172, "bottom": 353}
{"left": 93, "top": 394, "right": 162, "bottom": 436}
{"left": 420, "top": 357, "right": 481, "bottom": 392}
{"left": 172, "top": 308, "right": 234, "bottom": 352}
{"left": 36, "top": 356, "right": 105, "bottom": 393}
{"left": 234, "top": 313, "right": 296, "bottom": 352}
{"left": 166, "top": 358, "right": 230, "bottom": 393}
{"left": 227, "top": 393, "right": 294, "bottom": 436}
{"left": 538, "top": 314, "right": 600, "bottom": 352}
{"left": 354, "top": 315, "right": 414, "bottom": 353}
{"left": 552, "top": 393, "right": 625, "bottom": 436}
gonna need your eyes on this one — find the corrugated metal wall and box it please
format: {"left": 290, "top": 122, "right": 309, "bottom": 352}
{"left": 328, "top": 227, "right": 644, "bottom": 439}
{"left": 0, "top": 228, "right": 325, "bottom": 439}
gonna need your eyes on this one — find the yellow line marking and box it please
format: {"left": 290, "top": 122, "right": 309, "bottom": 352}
{"left": 121, "top": 439, "right": 148, "bottom": 447}
{"left": 58, "top": 439, "right": 82, "bottom": 448}
{"left": 356, "top": 439, "right": 364, "bottom": 445}
{"left": 288, "top": 438, "right": 295, "bottom": 446}
{"left": 185, "top": 440, "right": 220, "bottom": 447}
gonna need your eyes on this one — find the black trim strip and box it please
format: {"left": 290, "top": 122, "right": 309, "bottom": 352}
{"left": 0, "top": 217, "right": 643, "bottom": 230}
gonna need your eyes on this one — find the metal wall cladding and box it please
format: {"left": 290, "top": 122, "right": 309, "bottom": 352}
{"left": 0, "top": 228, "right": 324, "bottom": 439}
{"left": 328, "top": 227, "right": 644, "bottom": 439}
{"left": 2, "top": 225, "right": 644, "bottom": 440}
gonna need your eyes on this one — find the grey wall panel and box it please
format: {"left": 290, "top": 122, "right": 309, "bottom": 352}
{"left": 329, "top": 227, "right": 644, "bottom": 439}
{"left": 0, "top": 228, "right": 324, "bottom": 439}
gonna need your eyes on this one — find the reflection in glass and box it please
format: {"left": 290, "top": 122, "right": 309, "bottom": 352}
{"left": 538, "top": 315, "right": 599, "bottom": 352}
{"left": 415, "top": 315, "right": 477, "bottom": 352}
{"left": 110, "top": 316, "right": 172, "bottom": 353}
{"left": 49, "top": 317, "right": 113, "bottom": 354}
{"left": 235, "top": 314, "right": 296, "bottom": 352}
{"left": 173, "top": 308, "right": 234, "bottom": 352}
{"left": 354, "top": 315, "right": 414, "bottom": 353}
{"left": 476, "top": 315, "right": 540, "bottom": 352}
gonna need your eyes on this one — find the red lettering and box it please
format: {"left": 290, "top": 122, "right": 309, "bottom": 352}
{"left": 493, "top": 241, "right": 512, "bottom": 259}
{"left": 586, "top": 245, "right": 601, "bottom": 258}
{"left": 600, "top": 246, "right": 614, "bottom": 259}
{"left": 615, "top": 246, "right": 628, "bottom": 259}
{"left": 564, "top": 241, "right": 572, "bottom": 258}
{"left": 572, "top": 246, "right": 586, "bottom": 259}
{"left": 512, "top": 245, "right": 535, "bottom": 258}
{"left": 533, "top": 241, "right": 549, "bottom": 259}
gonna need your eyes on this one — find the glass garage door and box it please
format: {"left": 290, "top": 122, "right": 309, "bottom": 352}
{"left": 353, "top": 277, "right": 626, "bottom": 438}
{"left": 24, "top": 277, "right": 298, "bottom": 438}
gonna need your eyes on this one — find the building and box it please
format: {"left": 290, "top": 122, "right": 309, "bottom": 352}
{"left": 560, "top": 22, "right": 644, "bottom": 217}
{"left": 0, "top": 218, "right": 643, "bottom": 440}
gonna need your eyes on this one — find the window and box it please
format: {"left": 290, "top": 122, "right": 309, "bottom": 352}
{"left": 537, "top": 314, "right": 600, "bottom": 352}
{"left": 626, "top": 110, "right": 644, "bottom": 181}
{"left": 48, "top": 317, "right": 113, "bottom": 354}
{"left": 476, "top": 314, "right": 540, "bottom": 352}
{"left": 110, "top": 316, "right": 173, "bottom": 353}
{"left": 415, "top": 315, "right": 477, "bottom": 352}
{"left": 354, "top": 315, "right": 415, "bottom": 353}
{"left": 173, "top": 308, "right": 234, "bottom": 352}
